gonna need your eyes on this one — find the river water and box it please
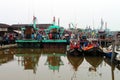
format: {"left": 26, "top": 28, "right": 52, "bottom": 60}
{"left": 0, "top": 48, "right": 120, "bottom": 80}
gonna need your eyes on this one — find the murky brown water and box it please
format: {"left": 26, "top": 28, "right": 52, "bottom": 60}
{"left": 0, "top": 48, "right": 120, "bottom": 80}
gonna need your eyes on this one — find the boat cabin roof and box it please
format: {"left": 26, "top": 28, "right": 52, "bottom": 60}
{"left": 48, "top": 24, "right": 60, "bottom": 30}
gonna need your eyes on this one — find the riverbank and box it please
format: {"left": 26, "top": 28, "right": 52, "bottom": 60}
{"left": 0, "top": 44, "right": 17, "bottom": 50}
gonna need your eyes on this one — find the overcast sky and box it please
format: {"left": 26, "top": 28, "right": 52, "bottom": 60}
{"left": 0, "top": 0, "right": 120, "bottom": 31}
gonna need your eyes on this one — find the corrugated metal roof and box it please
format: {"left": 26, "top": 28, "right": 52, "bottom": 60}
{"left": 0, "top": 23, "right": 10, "bottom": 28}
{"left": 11, "top": 24, "right": 52, "bottom": 29}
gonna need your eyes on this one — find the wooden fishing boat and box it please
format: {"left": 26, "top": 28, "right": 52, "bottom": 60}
{"left": 41, "top": 17, "right": 69, "bottom": 48}
{"left": 102, "top": 45, "right": 120, "bottom": 63}
{"left": 102, "top": 45, "right": 113, "bottom": 58}
{"left": 16, "top": 17, "right": 42, "bottom": 48}
{"left": 83, "top": 39, "right": 103, "bottom": 56}
{"left": 67, "top": 54, "right": 84, "bottom": 71}
{"left": 42, "top": 24, "right": 69, "bottom": 48}
{"left": 67, "top": 40, "right": 83, "bottom": 56}
{"left": 115, "top": 52, "right": 120, "bottom": 63}
{"left": 79, "top": 35, "right": 88, "bottom": 46}
{"left": 115, "top": 32, "right": 120, "bottom": 62}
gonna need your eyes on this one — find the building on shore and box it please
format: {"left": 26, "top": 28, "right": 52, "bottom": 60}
{"left": 11, "top": 24, "right": 52, "bottom": 30}
{"left": 0, "top": 23, "right": 13, "bottom": 36}
{"left": 0, "top": 23, "right": 52, "bottom": 36}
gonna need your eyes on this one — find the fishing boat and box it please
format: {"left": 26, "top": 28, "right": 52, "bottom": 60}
{"left": 67, "top": 40, "right": 83, "bottom": 56}
{"left": 79, "top": 34, "right": 88, "bottom": 46}
{"left": 16, "top": 16, "right": 42, "bottom": 48}
{"left": 41, "top": 17, "right": 69, "bottom": 48}
{"left": 115, "top": 32, "right": 120, "bottom": 62}
{"left": 102, "top": 45, "right": 120, "bottom": 63}
{"left": 83, "top": 39, "right": 103, "bottom": 56}
{"left": 115, "top": 48, "right": 120, "bottom": 63}
{"left": 42, "top": 24, "right": 68, "bottom": 48}
{"left": 102, "top": 45, "right": 113, "bottom": 58}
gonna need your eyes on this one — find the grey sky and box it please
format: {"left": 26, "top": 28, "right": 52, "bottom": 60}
{"left": 0, "top": 0, "right": 120, "bottom": 31}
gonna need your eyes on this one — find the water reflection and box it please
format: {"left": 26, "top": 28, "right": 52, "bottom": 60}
{"left": 67, "top": 54, "right": 84, "bottom": 80}
{"left": 0, "top": 49, "right": 14, "bottom": 65}
{"left": 15, "top": 48, "right": 42, "bottom": 54}
{"left": 15, "top": 48, "right": 41, "bottom": 73}
{"left": 105, "top": 58, "right": 120, "bottom": 71}
{"left": 44, "top": 53, "right": 65, "bottom": 71}
{"left": 42, "top": 47, "right": 66, "bottom": 54}
{"left": 84, "top": 56, "right": 104, "bottom": 80}
{"left": 104, "top": 58, "right": 120, "bottom": 80}
{"left": 0, "top": 48, "right": 120, "bottom": 80}
{"left": 67, "top": 54, "right": 84, "bottom": 71}
{"left": 85, "top": 56, "right": 103, "bottom": 72}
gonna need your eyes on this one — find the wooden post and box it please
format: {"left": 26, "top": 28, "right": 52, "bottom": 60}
{"left": 111, "top": 65, "right": 115, "bottom": 80}
{"left": 111, "top": 40, "right": 115, "bottom": 62}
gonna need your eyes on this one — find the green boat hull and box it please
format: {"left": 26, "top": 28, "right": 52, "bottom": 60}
{"left": 16, "top": 39, "right": 68, "bottom": 48}
{"left": 16, "top": 39, "right": 42, "bottom": 48}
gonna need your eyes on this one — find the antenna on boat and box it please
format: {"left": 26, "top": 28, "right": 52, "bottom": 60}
{"left": 53, "top": 16, "right": 55, "bottom": 25}
{"left": 105, "top": 22, "right": 107, "bottom": 30}
{"left": 58, "top": 18, "right": 60, "bottom": 26}
{"left": 100, "top": 18, "right": 104, "bottom": 30}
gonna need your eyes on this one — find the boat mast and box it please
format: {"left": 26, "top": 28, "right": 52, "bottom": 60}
{"left": 33, "top": 16, "right": 37, "bottom": 29}
{"left": 58, "top": 18, "right": 60, "bottom": 26}
{"left": 100, "top": 18, "right": 104, "bottom": 31}
{"left": 53, "top": 16, "right": 55, "bottom": 25}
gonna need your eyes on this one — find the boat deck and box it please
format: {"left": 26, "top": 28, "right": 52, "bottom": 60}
{"left": 42, "top": 39, "right": 67, "bottom": 43}
{"left": 16, "top": 39, "right": 68, "bottom": 48}
{"left": 16, "top": 39, "right": 41, "bottom": 43}
{"left": 16, "top": 39, "right": 67, "bottom": 43}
